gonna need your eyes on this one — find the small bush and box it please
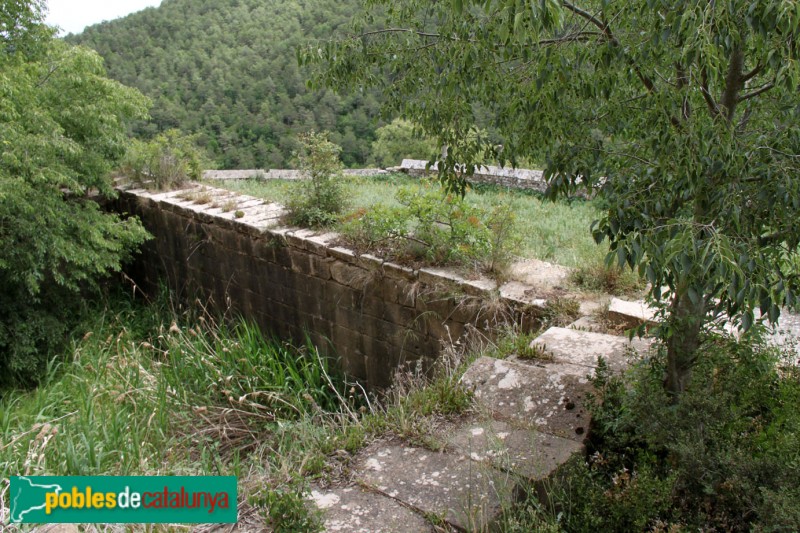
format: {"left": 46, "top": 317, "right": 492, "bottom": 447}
{"left": 340, "top": 180, "right": 519, "bottom": 276}
{"left": 510, "top": 333, "right": 800, "bottom": 531}
{"left": 569, "top": 262, "right": 644, "bottom": 295}
{"left": 121, "top": 129, "right": 208, "bottom": 190}
{"left": 286, "top": 132, "right": 347, "bottom": 227}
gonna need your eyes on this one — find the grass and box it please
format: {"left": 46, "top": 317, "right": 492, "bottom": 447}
{"left": 213, "top": 174, "right": 608, "bottom": 270}
{"left": 0, "top": 290, "right": 479, "bottom": 530}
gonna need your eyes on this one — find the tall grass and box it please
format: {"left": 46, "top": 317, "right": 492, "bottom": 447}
{"left": 0, "top": 291, "right": 478, "bottom": 530}
{"left": 0, "top": 294, "right": 342, "bottom": 482}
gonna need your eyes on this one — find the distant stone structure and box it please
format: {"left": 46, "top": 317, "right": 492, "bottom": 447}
{"left": 203, "top": 168, "right": 388, "bottom": 181}
{"left": 397, "top": 159, "right": 548, "bottom": 192}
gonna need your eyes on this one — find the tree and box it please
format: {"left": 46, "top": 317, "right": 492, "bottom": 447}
{"left": 305, "top": 0, "right": 800, "bottom": 397}
{"left": 0, "top": 1, "right": 150, "bottom": 386}
{"left": 369, "top": 118, "right": 438, "bottom": 168}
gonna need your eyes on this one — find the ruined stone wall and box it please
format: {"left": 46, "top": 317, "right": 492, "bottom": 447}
{"left": 114, "top": 186, "right": 541, "bottom": 389}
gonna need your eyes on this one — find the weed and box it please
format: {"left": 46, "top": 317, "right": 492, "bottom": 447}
{"left": 542, "top": 296, "right": 581, "bottom": 327}
{"left": 570, "top": 262, "right": 644, "bottom": 296}
{"left": 234, "top": 210, "right": 245, "bottom": 219}
{"left": 178, "top": 187, "right": 213, "bottom": 205}
{"left": 340, "top": 179, "right": 520, "bottom": 277}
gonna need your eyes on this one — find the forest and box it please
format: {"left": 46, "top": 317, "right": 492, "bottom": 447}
{"left": 68, "top": 0, "right": 384, "bottom": 169}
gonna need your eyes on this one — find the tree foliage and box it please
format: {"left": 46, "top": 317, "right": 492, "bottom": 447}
{"left": 369, "top": 118, "right": 438, "bottom": 168}
{"left": 0, "top": 1, "right": 150, "bottom": 386}
{"left": 68, "top": 0, "right": 385, "bottom": 170}
{"left": 307, "top": 0, "right": 800, "bottom": 395}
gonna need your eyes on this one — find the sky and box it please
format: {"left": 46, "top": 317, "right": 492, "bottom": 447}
{"left": 45, "top": 0, "right": 162, "bottom": 35}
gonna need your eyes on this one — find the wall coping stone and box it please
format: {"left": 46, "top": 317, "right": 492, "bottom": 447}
{"left": 117, "top": 182, "right": 548, "bottom": 310}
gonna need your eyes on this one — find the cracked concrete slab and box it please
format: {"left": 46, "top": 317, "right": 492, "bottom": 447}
{"left": 355, "top": 442, "right": 513, "bottom": 531}
{"left": 461, "top": 357, "right": 592, "bottom": 442}
{"left": 307, "top": 485, "right": 433, "bottom": 532}
{"left": 444, "top": 419, "right": 584, "bottom": 481}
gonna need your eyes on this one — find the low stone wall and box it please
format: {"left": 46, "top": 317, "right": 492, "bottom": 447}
{"left": 203, "top": 169, "right": 388, "bottom": 181}
{"left": 114, "top": 184, "right": 544, "bottom": 389}
{"left": 397, "top": 159, "right": 547, "bottom": 192}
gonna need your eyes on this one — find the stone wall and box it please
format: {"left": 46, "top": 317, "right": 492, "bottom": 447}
{"left": 203, "top": 168, "right": 388, "bottom": 181}
{"left": 397, "top": 159, "right": 547, "bottom": 192}
{"left": 114, "top": 185, "right": 543, "bottom": 389}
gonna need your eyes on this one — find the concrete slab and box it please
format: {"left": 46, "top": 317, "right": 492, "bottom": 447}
{"left": 530, "top": 327, "right": 652, "bottom": 372}
{"left": 461, "top": 357, "right": 593, "bottom": 442}
{"left": 308, "top": 485, "right": 432, "bottom": 532}
{"left": 444, "top": 419, "right": 584, "bottom": 481}
{"left": 355, "top": 443, "right": 513, "bottom": 531}
{"left": 608, "top": 298, "right": 658, "bottom": 327}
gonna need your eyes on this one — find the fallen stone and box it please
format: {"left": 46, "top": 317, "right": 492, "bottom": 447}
{"left": 444, "top": 419, "right": 583, "bottom": 481}
{"left": 461, "top": 357, "right": 593, "bottom": 442}
{"left": 307, "top": 485, "right": 432, "bottom": 532}
{"left": 355, "top": 442, "right": 512, "bottom": 531}
{"left": 607, "top": 298, "right": 658, "bottom": 327}
{"left": 530, "top": 327, "right": 652, "bottom": 372}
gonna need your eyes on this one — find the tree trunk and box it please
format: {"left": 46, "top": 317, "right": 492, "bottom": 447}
{"left": 664, "top": 288, "right": 706, "bottom": 400}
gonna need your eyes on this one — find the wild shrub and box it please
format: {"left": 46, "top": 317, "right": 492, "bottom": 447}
{"left": 512, "top": 332, "right": 800, "bottom": 531}
{"left": 569, "top": 261, "right": 644, "bottom": 296}
{"left": 121, "top": 129, "right": 207, "bottom": 190}
{"left": 286, "top": 132, "right": 348, "bottom": 227}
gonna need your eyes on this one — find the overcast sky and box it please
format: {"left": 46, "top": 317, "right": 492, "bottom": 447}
{"left": 45, "top": 0, "right": 162, "bottom": 35}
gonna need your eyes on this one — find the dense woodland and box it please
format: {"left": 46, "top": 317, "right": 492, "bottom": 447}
{"left": 69, "top": 0, "right": 383, "bottom": 169}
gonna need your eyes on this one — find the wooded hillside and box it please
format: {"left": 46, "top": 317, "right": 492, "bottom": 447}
{"left": 68, "top": 0, "right": 382, "bottom": 169}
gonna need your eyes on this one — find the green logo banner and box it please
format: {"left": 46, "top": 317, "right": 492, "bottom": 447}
{"left": 9, "top": 476, "right": 237, "bottom": 524}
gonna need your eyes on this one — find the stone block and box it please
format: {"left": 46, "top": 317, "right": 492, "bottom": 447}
{"left": 607, "top": 298, "right": 658, "bottom": 327}
{"left": 461, "top": 357, "right": 593, "bottom": 443}
{"left": 377, "top": 276, "right": 418, "bottom": 308}
{"left": 330, "top": 261, "right": 374, "bottom": 290}
{"left": 382, "top": 261, "right": 418, "bottom": 282}
{"left": 322, "top": 281, "right": 360, "bottom": 310}
{"left": 355, "top": 442, "right": 512, "bottom": 531}
{"left": 444, "top": 419, "right": 584, "bottom": 481}
{"left": 363, "top": 337, "right": 396, "bottom": 389}
{"left": 530, "top": 327, "right": 653, "bottom": 372}
{"left": 307, "top": 485, "right": 432, "bottom": 533}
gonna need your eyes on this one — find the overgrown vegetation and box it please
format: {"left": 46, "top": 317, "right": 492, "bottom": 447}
{"left": 569, "top": 263, "right": 645, "bottom": 296}
{"left": 0, "top": 291, "right": 477, "bottom": 530}
{"left": 217, "top": 174, "right": 611, "bottom": 272}
{"left": 121, "top": 129, "right": 208, "bottom": 190}
{"left": 0, "top": 2, "right": 150, "bottom": 388}
{"left": 507, "top": 332, "right": 800, "bottom": 532}
{"left": 340, "top": 179, "right": 521, "bottom": 276}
